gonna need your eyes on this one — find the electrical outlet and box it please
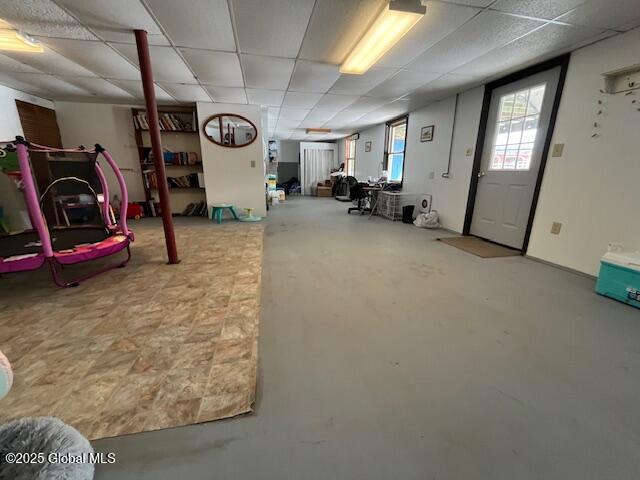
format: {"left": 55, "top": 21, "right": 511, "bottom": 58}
{"left": 429, "top": 171, "right": 435, "bottom": 179}
{"left": 552, "top": 143, "right": 565, "bottom": 157}
{"left": 550, "top": 222, "right": 562, "bottom": 235}
{"left": 466, "top": 148, "right": 473, "bottom": 157}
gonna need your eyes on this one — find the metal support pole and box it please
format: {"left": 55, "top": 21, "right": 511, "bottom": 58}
{"left": 134, "top": 29, "right": 179, "bottom": 264}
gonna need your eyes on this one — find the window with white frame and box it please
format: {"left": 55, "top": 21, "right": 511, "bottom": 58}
{"left": 345, "top": 136, "right": 356, "bottom": 176}
{"left": 385, "top": 117, "right": 407, "bottom": 182}
{"left": 490, "top": 84, "right": 546, "bottom": 171}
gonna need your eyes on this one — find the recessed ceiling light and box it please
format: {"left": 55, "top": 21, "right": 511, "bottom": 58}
{"left": 340, "top": 0, "right": 425, "bottom": 75}
{"left": 0, "top": 29, "right": 43, "bottom": 53}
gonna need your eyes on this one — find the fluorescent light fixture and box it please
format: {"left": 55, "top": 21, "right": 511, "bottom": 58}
{"left": 340, "top": 0, "right": 426, "bottom": 75}
{"left": 306, "top": 128, "right": 331, "bottom": 134}
{"left": 0, "top": 29, "right": 43, "bottom": 53}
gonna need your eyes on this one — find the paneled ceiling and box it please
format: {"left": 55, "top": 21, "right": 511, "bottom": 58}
{"left": 0, "top": 0, "right": 637, "bottom": 141}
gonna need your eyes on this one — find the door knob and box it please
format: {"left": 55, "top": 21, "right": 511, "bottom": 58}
{"left": 477, "top": 171, "right": 486, "bottom": 178}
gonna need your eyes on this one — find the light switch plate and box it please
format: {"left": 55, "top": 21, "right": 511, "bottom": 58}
{"left": 251, "top": 160, "right": 256, "bottom": 168}
{"left": 552, "top": 143, "right": 564, "bottom": 157}
{"left": 429, "top": 171, "right": 435, "bottom": 179}
{"left": 466, "top": 148, "right": 473, "bottom": 157}
{"left": 551, "top": 222, "right": 562, "bottom": 235}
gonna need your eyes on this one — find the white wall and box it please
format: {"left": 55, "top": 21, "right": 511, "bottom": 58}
{"left": 278, "top": 140, "right": 300, "bottom": 163}
{"left": 197, "top": 103, "right": 267, "bottom": 217}
{"left": 404, "top": 88, "right": 484, "bottom": 232}
{"left": 55, "top": 102, "right": 146, "bottom": 202}
{"left": 527, "top": 27, "right": 640, "bottom": 276}
{"left": 0, "top": 85, "right": 53, "bottom": 231}
{"left": 354, "top": 124, "right": 385, "bottom": 180}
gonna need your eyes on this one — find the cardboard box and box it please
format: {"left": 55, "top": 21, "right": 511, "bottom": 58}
{"left": 317, "top": 186, "right": 332, "bottom": 197}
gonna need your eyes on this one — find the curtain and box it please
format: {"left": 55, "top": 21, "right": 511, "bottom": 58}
{"left": 302, "top": 148, "right": 334, "bottom": 195}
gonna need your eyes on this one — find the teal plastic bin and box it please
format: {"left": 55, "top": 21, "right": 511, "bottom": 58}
{"left": 595, "top": 250, "right": 640, "bottom": 309}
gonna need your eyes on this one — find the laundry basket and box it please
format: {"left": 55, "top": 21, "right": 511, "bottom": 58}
{"left": 376, "top": 192, "right": 415, "bottom": 221}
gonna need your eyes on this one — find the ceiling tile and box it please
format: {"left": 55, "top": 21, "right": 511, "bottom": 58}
{"left": 314, "top": 93, "right": 360, "bottom": 110}
{"left": 55, "top": 0, "right": 166, "bottom": 44}
{"left": 242, "top": 55, "right": 295, "bottom": 90}
{"left": 232, "top": 0, "right": 315, "bottom": 57}
{"left": 288, "top": 61, "right": 342, "bottom": 93}
{"left": 406, "top": 11, "right": 544, "bottom": 73}
{"left": 556, "top": 0, "right": 640, "bottom": 31}
{"left": 4, "top": 47, "right": 96, "bottom": 77}
{"left": 38, "top": 38, "right": 141, "bottom": 80}
{"left": 342, "top": 96, "right": 390, "bottom": 113}
{"left": 282, "top": 91, "right": 323, "bottom": 109}
{"left": 365, "top": 70, "right": 442, "bottom": 99}
{"left": 113, "top": 44, "right": 196, "bottom": 83}
{"left": 0, "top": 54, "right": 42, "bottom": 73}
{"left": 279, "top": 107, "right": 310, "bottom": 121}
{"left": 377, "top": 2, "right": 480, "bottom": 69}
{"left": 299, "top": 0, "right": 386, "bottom": 63}
{"left": 0, "top": 0, "right": 96, "bottom": 40}
{"left": 0, "top": 72, "right": 50, "bottom": 97}
{"left": 444, "top": 0, "right": 495, "bottom": 6}
{"left": 180, "top": 49, "right": 243, "bottom": 86}
{"left": 108, "top": 79, "right": 175, "bottom": 102}
{"left": 58, "top": 76, "right": 136, "bottom": 99}
{"left": 323, "top": 111, "right": 366, "bottom": 128}
{"left": 303, "top": 108, "right": 340, "bottom": 122}
{"left": 329, "top": 67, "right": 398, "bottom": 95}
{"left": 246, "top": 88, "right": 286, "bottom": 106}
{"left": 454, "top": 22, "right": 605, "bottom": 78}
{"left": 4, "top": 73, "right": 91, "bottom": 97}
{"left": 203, "top": 86, "right": 248, "bottom": 104}
{"left": 490, "top": 0, "right": 587, "bottom": 20}
{"left": 145, "top": 0, "right": 236, "bottom": 50}
{"left": 158, "top": 83, "right": 211, "bottom": 102}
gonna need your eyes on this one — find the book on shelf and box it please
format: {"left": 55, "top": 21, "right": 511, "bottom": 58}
{"left": 181, "top": 200, "right": 208, "bottom": 217}
{"left": 144, "top": 150, "right": 200, "bottom": 166}
{"left": 133, "top": 112, "right": 196, "bottom": 132}
{"left": 144, "top": 171, "right": 202, "bottom": 190}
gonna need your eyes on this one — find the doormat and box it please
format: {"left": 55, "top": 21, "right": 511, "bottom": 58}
{"left": 437, "top": 236, "right": 520, "bottom": 258}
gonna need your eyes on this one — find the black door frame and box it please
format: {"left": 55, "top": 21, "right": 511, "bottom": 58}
{"left": 462, "top": 54, "right": 571, "bottom": 254}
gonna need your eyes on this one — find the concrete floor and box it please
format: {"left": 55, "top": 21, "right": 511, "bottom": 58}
{"left": 95, "top": 197, "right": 640, "bottom": 480}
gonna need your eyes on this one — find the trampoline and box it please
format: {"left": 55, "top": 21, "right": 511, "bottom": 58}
{"left": 0, "top": 136, "right": 133, "bottom": 287}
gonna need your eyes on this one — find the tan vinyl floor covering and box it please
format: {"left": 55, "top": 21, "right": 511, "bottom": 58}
{"left": 0, "top": 218, "right": 263, "bottom": 440}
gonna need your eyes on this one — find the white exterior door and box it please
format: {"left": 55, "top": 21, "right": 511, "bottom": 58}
{"left": 470, "top": 67, "right": 561, "bottom": 249}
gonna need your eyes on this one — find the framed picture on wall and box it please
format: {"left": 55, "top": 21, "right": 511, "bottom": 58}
{"left": 365, "top": 141, "right": 372, "bottom": 152}
{"left": 421, "top": 125, "right": 434, "bottom": 142}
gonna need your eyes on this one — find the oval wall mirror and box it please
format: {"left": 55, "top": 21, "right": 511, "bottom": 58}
{"left": 203, "top": 114, "right": 257, "bottom": 148}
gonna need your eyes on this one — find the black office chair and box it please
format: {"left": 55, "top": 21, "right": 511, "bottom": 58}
{"left": 345, "top": 177, "right": 368, "bottom": 214}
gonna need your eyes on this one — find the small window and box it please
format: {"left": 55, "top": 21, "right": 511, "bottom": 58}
{"left": 490, "top": 84, "right": 546, "bottom": 171}
{"left": 345, "top": 136, "right": 356, "bottom": 176}
{"left": 385, "top": 117, "right": 407, "bottom": 182}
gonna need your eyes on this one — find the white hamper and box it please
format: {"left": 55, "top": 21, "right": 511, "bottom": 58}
{"left": 377, "top": 192, "right": 415, "bottom": 221}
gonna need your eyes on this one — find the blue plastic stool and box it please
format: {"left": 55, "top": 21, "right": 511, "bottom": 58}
{"left": 210, "top": 203, "right": 239, "bottom": 224}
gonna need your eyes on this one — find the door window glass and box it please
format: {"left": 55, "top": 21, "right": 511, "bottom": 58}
{"left": 490, "top": 83, "right": 546, "bottom": 171}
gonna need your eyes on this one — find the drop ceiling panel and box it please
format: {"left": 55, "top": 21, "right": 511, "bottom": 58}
{"left": 446, "top": 0, "right": 495, "bottom": 6}
{"left": 159, "top": 83, "right": 211, "bottom": 102}
{"left": 39, "top": 38, "right": 141, "bottom": 80}
{"left": 0, "top": 0, "right": 96, "bottom": 40}
{"left": 6, "top": 73, "right": 90, "bottom": 97}
{"left": 279, "top": 107, "right": 311, "bottom": 121}
{"left": 490, "top": 0, "right": 587, "bottom": 20}
{"left": 454, "top": 23, "right": 605, "bottom": 77}
{"left": 108, "top": 79, "right": 175, "bottom": 102}
{"left": 406, "top": 11, "right": 544, "bottom": 73}
{"left": 323, "top": 111, "right": 366, "bottom": 128}
{"left": 314, "top": 93, "right": 360, "bottom": 110}
{"left": 145, "top": 0, "right": 236, "bottom": 50}
{"left": 288, "top": 61, "right": 342, "bottom": 93}
{"left": 203, "top": 86, "right": 248, "bottom": 104}
{"left": 0, "top": 72, "right": 49, "bottom": 97}
{"left": 329, "top": 67, "right": 398, "bottom": 95}
{"left": 342, "top": 96, "right": 389, "bottom": 113}
{"left": 55, "top": 0, "right": 165, "bottom": 43}
{"left": 180, "top": 49, "right": 243, "bottom": 86}
{"left": 365, "top": 70, "right": 442, "bottom": 99}
{"left": 0, "top": 54, "right": 42, "bottom": 73}
{"left": 304, "top": 108, "right": 340, "bottom": 122}
{"left": 242, "top": 55, "right": 295, "bottom": 90}
{"left": 246, "top": 88, "right": 286, "bottom": 106}
{"left": 113, "top": 44, "right": 196, "bottom": 83}
{"left": 556, "top": 0, "right": 640, "bottom": 31}
{"left": 232, "top": 0, "right": 315, "bottom": 57}
{"left": 4, "top": 48, "right": 96, "bottom": 77}
{"left": 58, "top": 76, "right": 136, "bottom": 99}
{"left": 377, "top": 2, "right": 480, "bottom": 69}
{"left": 282, "top": 91, "right": 323, "bottom": 109}
{"left": 299, "top": 0, "right": 386, "bottom": 63}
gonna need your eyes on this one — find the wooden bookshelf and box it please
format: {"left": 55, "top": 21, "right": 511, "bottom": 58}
{"left": 132, "top": 106, "right": 206, "bottom": 216}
